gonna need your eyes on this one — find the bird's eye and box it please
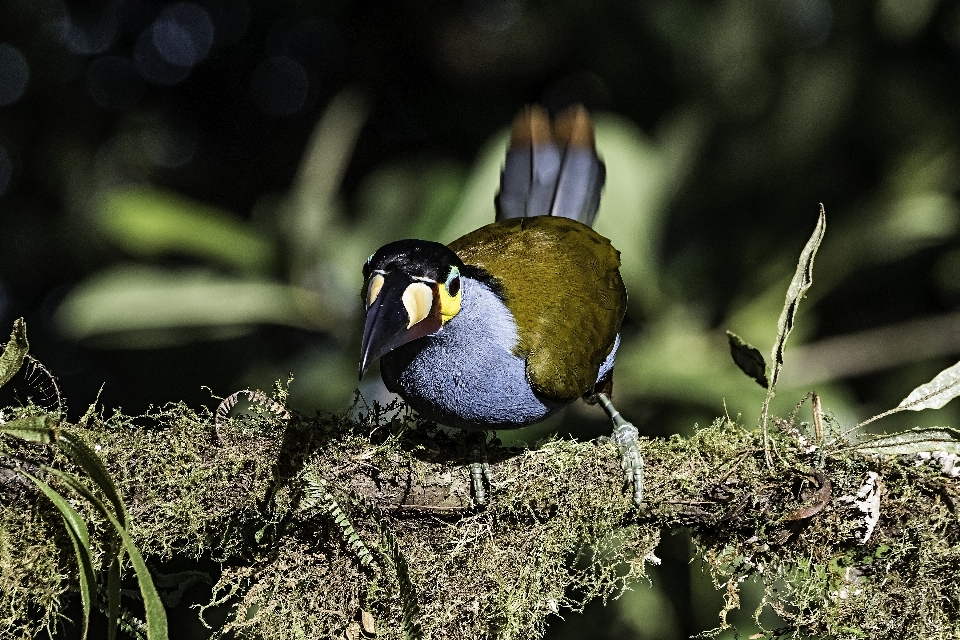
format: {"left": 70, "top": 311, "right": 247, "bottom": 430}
{"left": 445, "top": 266, "right": 461, "bottom": 297}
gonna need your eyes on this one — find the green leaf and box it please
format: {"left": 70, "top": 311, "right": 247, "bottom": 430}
{"left": 897, "top": 360, "right": 960, "bottom": 412}
{"left": 0, "top": 317, "right": 28, "bottom": 388}
{"left": 12, "top": 429, "right": 137, "bottom": 639}
{"left": 769, "top": 207, "right": 827, "bottom": 393}
{"left": 857, "top": 359, "right": 960, "bottom": 429}
{"left": 50, "top": 469, "right": 169, "bottom": 640}
{"left": 0, "top": 415, "right": 58, "bottom": 444}
{"left": 57, "top": 429, "right": 128, "bottom": 528}
{"left": 55, "top": 266, "right": 337, "bottom": 346}
{"left": 726, "top": 331, "right": 769, "bottom": 388}
{"left": 99, "top": 188, "right": 275, "bottom": 274}
{"left": 760, "top": 208, "right": 826, "bottom": 465}
{"left": 14, "top": 467, "right": 96, "bottom": 640}
{"left": 852, "top": 427, "right": 960, "bottom": 455}
{"left": 108, "top": 554, "right": 122, "bottom": 640}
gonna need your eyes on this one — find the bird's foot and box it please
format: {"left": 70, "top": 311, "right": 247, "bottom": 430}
{"left": 469, "top": 460, "right": 492, "bottom": 505}
{"left": 597, "top": 393, "right": 643, "bottom": 505}
{"left": 466, "top": 432, "right": 493, "bottom": 506}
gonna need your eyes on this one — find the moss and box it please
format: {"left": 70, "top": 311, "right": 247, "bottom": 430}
{"left": 3, "top": 397, "right": 960, "bottom": 639}
{"left": 0, "top": 497, "right": 71, "bottom": 637}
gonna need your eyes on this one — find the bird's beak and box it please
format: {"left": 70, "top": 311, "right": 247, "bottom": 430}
{"left": 359, "top": 274, "right": 442, "bottom": 379}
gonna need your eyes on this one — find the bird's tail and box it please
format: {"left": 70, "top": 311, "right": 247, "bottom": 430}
{"left": 495, "top": 105, "right": 606, "bottom": 227}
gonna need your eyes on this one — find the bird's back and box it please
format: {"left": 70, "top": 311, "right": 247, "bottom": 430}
{"left": 449, "top": 216, "right": 625, "bottom": 402}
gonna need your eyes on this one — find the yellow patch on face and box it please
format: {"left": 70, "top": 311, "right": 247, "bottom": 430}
{"left": 402, "top": 282, "right": 433, "bottom": 328}
{"left": 366, "top": 274, "right": 385, "bottom": 309}
{"left": 438, "top": 280, "right": 461, "bottom": 325}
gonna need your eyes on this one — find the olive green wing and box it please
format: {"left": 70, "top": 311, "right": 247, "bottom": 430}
{"left": 449, "top": 216, "right": 626, "bottom": 402}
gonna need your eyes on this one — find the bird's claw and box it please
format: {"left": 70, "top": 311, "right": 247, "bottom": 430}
{"left": 598, "top": 393, "right": 644, "bottom": 505}
{"left": 613, "top": 423, "right": 644, "bottom": 505}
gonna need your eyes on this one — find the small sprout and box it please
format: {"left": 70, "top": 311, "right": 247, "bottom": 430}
{"left": 761, "top": 208, "right": 827, "bottom": 466}
{"left": 812, "top": 393, "right": 824, "bottom": 441}
{"left": 215, "top": 388, "right": 291, "bottom": 441}
{"left": 23, "top": 356, "right": 64, "bottom": 412}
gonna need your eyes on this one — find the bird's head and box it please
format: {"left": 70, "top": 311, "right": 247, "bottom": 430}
{"left": 359, "top": 239, "right": 464, "bottom": 378}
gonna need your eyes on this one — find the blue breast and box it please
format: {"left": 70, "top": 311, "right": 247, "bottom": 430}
{"left": 380, "top": 277, "right": 618, "bottom": 430}
{"left": 379, "top": 277, "right": 562, "bottom": 429}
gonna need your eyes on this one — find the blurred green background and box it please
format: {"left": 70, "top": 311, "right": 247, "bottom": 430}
{"left": 3, "top": 0, "right": 960, "bottom": 637}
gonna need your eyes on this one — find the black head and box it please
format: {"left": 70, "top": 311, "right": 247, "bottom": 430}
{"left": 362, "top": 239, "right": 465, "bottom": 284}
{"left": 359, "top": 239, "right": 465, "bottom": 378}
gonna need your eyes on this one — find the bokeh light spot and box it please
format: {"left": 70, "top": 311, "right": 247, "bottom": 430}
{"left": 152, "top": 3, "right": 214, "bottom": 67}
{"left": 52, "top": 6, "right": 118, "bottom": 56}
{"left": 86, "top": 56, "right": 145, "bottom": 109}
{"left": 153, "top": 20, "right": 198, "bottom": 67}
{"left": 250, "top": 56, "right": 309, "bottom": 117}
{"left": 134, "top": 28, "right": 191, "bottom": 86}
{"left": 0, "top": 44, "right": 30, "bottom": 106}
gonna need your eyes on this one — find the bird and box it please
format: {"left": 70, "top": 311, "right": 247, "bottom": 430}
{"left": 358, "top": 105, "right": 642, "bottom": 504}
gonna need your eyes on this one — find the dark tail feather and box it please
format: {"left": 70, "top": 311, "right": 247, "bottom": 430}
{"left": 495, "top": 105, "right": 606, "bottom": 227}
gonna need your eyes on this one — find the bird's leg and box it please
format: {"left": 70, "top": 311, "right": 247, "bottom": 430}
{"left": 465, "top": 431, "right": 492, "bottom": 506}
{"left": 470, "top": 460, "right": 490, "bottom": 505}
{"left": 596, "top": 393, "right": 643, "bottom": 505}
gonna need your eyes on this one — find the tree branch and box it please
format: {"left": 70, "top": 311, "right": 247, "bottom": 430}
{"left": 3, "top": 397, "right": 960, "bottom": 639}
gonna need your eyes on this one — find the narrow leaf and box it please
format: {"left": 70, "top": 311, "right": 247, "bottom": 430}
{"left": 726, "top": 331, "right": 769, "bottom": 388}
{"left": 761, "top": 207, "right": 826, "bottom": 465}
{"left": 49, "top": 432, "right": 129, "bottom": 638}
{"left": 108, "top": 553, "right": 122, "bottom": 640}
{"left": 15, "top": 468, "right": 96, "bottom": 640}
{"left": 852, "top": 427, "right": 960, "bottom": 456}
{"left": 105, "top": 509, "right": 168, "bottom": 640}
{"left": 769, "top": 207, "right": 826, "bottom": 392}
{"left": 55, "top": 266, "right": 335, "bottom": 344}
{"left": 58, "top": 429, "right": 128, "bottom": 528}
{"left": 99, "top": 188, "right": 275, "bottom": 274}
{"left": 0, "top": 317, "right": 29, "bottom": 387}
{"left": 0, "top": 415, "right": 58, "bottom": 443}
{"left": 897, "top": 360, "right": 960, "bottom": 412}
{"left": 50, "top": 469, "right": 169, "bottom": 640}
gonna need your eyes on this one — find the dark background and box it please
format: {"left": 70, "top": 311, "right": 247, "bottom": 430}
{"left": 3, "top": 0, "right": 960, "bottom": 637}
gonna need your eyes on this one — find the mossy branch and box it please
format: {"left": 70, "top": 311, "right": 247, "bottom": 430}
{"left": 3, "top": 394, "right": 960, "bottom": 640}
